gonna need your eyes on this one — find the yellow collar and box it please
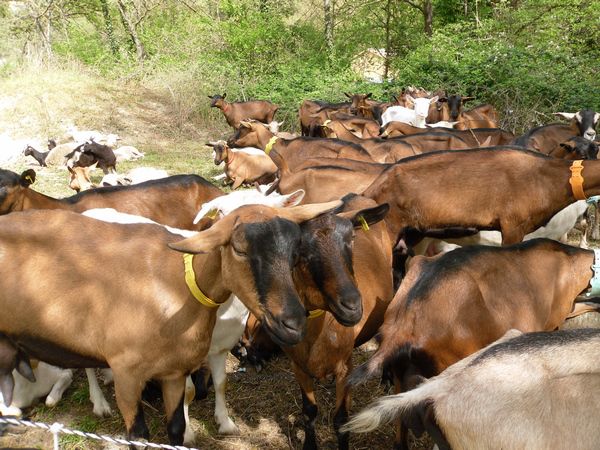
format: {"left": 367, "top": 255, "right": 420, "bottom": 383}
{"left": 183, "top": 253, "right": 221, "bottom": 308}
{"left": 265, "top": 136, "right": 279, "bottom": 155}
{"left": 308, "top": 309, "right": 325, "bottom": 319}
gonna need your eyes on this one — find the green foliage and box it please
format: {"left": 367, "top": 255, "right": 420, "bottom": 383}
{"left": 0, "top": 0, "right": 597, "bottom": 134}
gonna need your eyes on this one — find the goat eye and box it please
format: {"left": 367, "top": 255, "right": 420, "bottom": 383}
{"left": 232, "top": 246, "right": 247, "bottom": 257}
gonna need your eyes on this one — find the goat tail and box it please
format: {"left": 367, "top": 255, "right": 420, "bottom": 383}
{"left": 342, "top": 387, "right": 435, "bottom": 434}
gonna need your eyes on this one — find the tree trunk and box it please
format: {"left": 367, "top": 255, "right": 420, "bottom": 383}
{"left": 116, "top": 0, "right": 146, "bottom": 63}
{"left": 100, "top": 0, "right": 119, "bottom": 56}
{"left": 383, "top": 0, "right": 392, "bottom": 80}
{"left": 324, "top": 0, "right": 334, "bottom": 53}
{"left": 424, "top": 0, "right": 433, "bottom": 36}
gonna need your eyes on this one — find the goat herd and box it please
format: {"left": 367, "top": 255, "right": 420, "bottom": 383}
{"left": 1, "top": 87, "right": 600, "bottom": 450}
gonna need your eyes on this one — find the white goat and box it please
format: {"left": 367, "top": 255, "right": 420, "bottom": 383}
{"left": 0, "top": 363, "right": 73, "bottom": 417}
{"left": 113, "top": 145, "right": 144, "bottom": 162}
{"left": 82, "top": 188, "right": 305, "bottom": 437}
{"left": 381, "top": 95, "right": 439, "bottom": 128}
{"left": 100, "top": 167, "right": 169, "bottom": 187}
{"left": 344, "top": 328, "right": 600, "bottom": 450}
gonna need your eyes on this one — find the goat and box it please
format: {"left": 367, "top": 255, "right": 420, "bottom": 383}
{"left": 206, "top": 140, "right": 277, "bottom": 189}
{"left": 347, "top": 238, "right": 600, "bottom": 449}
{"left": 65, "top": 140, "right": 117, "bottom": 174}
{"left": 43, "top": 140, "right": 80, "bottom": 166}
{"left": 420, "top": 199, "right": 589, "bottom": 255}
{"left": 22, "top": 145, "right": 48, "bottom": 167}
{"left": 0, "top": 201, "right": 340, "bottom": 444}
{"left": 0, "top": 362, "right": 74, "bottom": 417}
{"left": 279, "top": 194, "right": 393, "bottom": 449}
{"left": 0, "top": 168, "right": 223, "bottom": 231}
{"left": 548, "top": 135, "right": 599, "bottom": 160}
{"left": 208, "top": 93, "right": 279, "bottom": 129}
{"left": 361, "top": 147, "right": 600, "bottom": 252}
{"left": 100, "top": 167, "right": 169, "bottom": 187}
{"left": 269, "top": 152, "right": 389, "bottom": 203}
{"left": 228, "top": 120, "right": 374, "bottom": 169}
{"left": 513, "top": 109, "right": 600, "bottom": 152}
{"left": 113, "top": 145, "right": 144, "bottom": 162}
{"left": 344, "top": 328, "right": 600, "bottom": 450}
{"left": 381, "top": 96, "right": 439, "bottom": 128}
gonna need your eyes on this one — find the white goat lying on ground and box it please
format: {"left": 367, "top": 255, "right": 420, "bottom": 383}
{"left": 0, "top": 365, "right": 111, "bottom": 418}
{"left": 100, "top": 167, "right": 168, "bottom": 187}
{"left": 0, "top": 363, "right": 73, "bottom": 417}
{"left": 113, "top": 145, "right": 144, "bottom": 162}
{"left": 81, "top": 188, "right": 305, "bottom": 437}
{"left": 344, "top": 328, "right": 600, "bottom": 450}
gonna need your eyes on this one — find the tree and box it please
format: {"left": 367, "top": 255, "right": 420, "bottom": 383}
{"left": 402, "top": 0, "right": 433, "bottom": 36}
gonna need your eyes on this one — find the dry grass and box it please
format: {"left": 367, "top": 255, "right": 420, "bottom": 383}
{"left": 0, "top": 65, "right": 410, "bottom": 449}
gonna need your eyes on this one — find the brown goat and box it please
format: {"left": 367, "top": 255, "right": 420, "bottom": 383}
{"left": 381, "top": 123, "right": 514, "bottom": 146}
{"left": 0, "top": 202, "right": 339, "bottom": 444}
{"left": 228, "top": 120, "right": 374, "bottom": 169}
{"left": 349, "top": 238, "right": 600, "bottom": 449}
{"left": 361, "top": 147, "right": 600, "bottom": 251}
{"left": 270, "top": 152, "right": 389, "bottom": 203}
{"left": 0, "top": 168, "right": 222, "bottom": 231}
{"left": 324, "top": 125, "right": 472, "bottom": 162}
{"left": 206, "top": 140, "right": 277, "bottom": 189}
{"left": 281, "top": 194, "right": 394, "bottom": 449}
{"left": 514, "top": 109, "right": 600, "bottom": 153}
{"left": 299, "top": 99, "right": 352, "bottom": 137}
{"left": 437, "top": 95, "right": 498, "bottom": 128}
{"left": 209, "top": 93, "right": 279, "bottom": 129}
{"left": 325, "top": 114, "right": 382, "bottom": 138}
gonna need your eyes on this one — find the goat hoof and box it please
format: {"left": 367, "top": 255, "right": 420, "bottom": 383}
{"left": 217, "top": 418, "right": 240, "bottom": 435}
{"left": 0, "top": 404, "right": 22, "bottom": 417}
{"left": 93, "top": 401, "right": 113, "bottom": 417}
{"left": 183, "top": 427, "right": 196, "bottom": 445}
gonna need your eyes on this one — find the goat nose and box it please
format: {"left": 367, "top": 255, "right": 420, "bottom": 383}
{"left": 280, "top": 316, "right": 304, "bottom": 333}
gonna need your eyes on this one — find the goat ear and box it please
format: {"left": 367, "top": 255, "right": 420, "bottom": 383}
{"left": 560, "top": 142, "right": 575, "bottom": 151}
{"left": 338, "top": 203, "right": 389, "bottom": 229}
{"left": 207, "top": 95, "right": 213, "bottom": 99}
{"left": 205, "top": 142, "right": 216, "bottom": 148}
{"left": 438, "top": 97, "right": 448, "bottom": 103}
{"left": 169, "top": 214, "right": 238, "bottom": 254}
{"left": 405, "top": 94, "right": 415, "bottom": 104}
{"left": 462, "top": 96, "right": 475, "bottom": 103}
{"left": 429, "top": 95, "right": 439, "bottom": 104}
{"left": 366, "top": 92, "right": 373, "bottom": 99}
{"left": 239, "top": 121, "right": 252, "bottom": 128}
{"left": 276, "top": 200, "right": 343, "bottom": 223}
{"left": 20, "top": 169, "right": 36, "bottom": 187}
{"left": 222, "top": 93, "right": 227, "bottom": 99}
{"left": 344, "top": 92, "right": 351, "bottom": 98}
{"left": 279, "top": 189, "right": 305, "bottom": 207}
{"left": 554, "top": 112, "right": 576, "bottom": 121}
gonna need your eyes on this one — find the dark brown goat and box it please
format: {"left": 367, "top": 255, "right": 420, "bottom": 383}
{"left": 0, "top": 168, "right": 222, "bottom": 231}
{"left": 209, "top": 93, "right": 279, "bottom": 129}
{"left": 548, "top": 136, "right": 599, "bottom": 160}
{"left": 361, "top": 147, "right": 600, "bottom": 251}
{"left": 0, "top": 202, "right": 339, "bottom": 444}
{"left": 513, "top": 109, "right": 600, "bottom": 153}
{"left": 282, "top": 195, "right": 394, "bottom": 449}
{"left": 437, "top": 95, "right": 498, "bottom": 128}
{"left": 64, "top": 140, "right": 117, "bottom": 174}
{"left": 349, "top": 238, "right": 600, "bottom": 449}
{"left": 227, "top": 120, "right": 374, "bottom": 169}
{"left": 23, "top": 145, "right": 49, "bottom": 167}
